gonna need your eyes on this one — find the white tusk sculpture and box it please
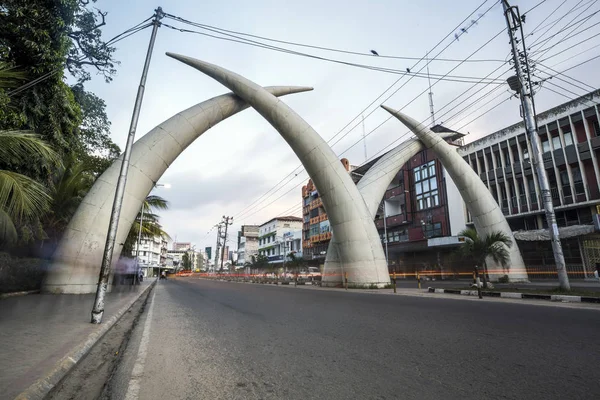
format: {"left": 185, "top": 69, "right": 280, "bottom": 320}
{"left": 382, "top": 105, "right": 528, "bottom": 282}
{"left": 43, "top": 86, "right": 312, "bottom": 294}
{"left": 166, "top": 53, "right": 391, "bottom": 287}
{"left": 323, "top": 133, "right": 453, "bottom": 284}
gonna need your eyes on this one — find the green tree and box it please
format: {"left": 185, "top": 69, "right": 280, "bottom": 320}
{"left": 286, "top": 251, "right": 304, "bottom": 275}
{"left": 182, "top": 253, "right": 192, "bottom": 270}
{"left": 42, "top": 157, "right": 95, "bottom": 243}
{"left": 455, "top": 228, "right": 512, "bottom": 288}
{"left": 122, "top": 195, "right": 170, "bottom": 256}
{"left": 0, "top": 0, "right": 119, "bottom": 176}
{"left": 0, "top": 130, "right": 60, "bottom": 244}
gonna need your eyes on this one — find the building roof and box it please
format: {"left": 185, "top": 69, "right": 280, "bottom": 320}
{"left": 260, "top": 215, "right": 303, "bottom": 226}
{"left": 459, "top": 88, "right": 600, "bottom": 153}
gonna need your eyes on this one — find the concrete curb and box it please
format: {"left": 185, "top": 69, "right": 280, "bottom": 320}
{"left": 428, "top": 287, "right": 600, "bottom": 304}
{"left": 14, "top": 282, "right": 155, "bottom": 400}
{"left": 0, "top": 289, "right": 40, "bottom": 300}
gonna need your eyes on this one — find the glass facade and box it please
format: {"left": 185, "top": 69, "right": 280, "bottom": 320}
{"left": 414, "top": 161, "right": 439, "bottom": 211}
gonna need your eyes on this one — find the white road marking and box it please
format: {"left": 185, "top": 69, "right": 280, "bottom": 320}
{"left": 124, "top": 289, "right": 156, "bottom": 400}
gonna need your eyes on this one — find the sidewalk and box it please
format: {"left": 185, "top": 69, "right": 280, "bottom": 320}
{"left": 0, "top": 282, "right": 151, "bottom": 400}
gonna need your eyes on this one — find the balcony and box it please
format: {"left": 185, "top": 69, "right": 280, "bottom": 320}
{"left": 375, "top": 214, "right": 410, "bottom": 229}
{"left": 309, "top": 198, "right": 323, "bottom": 210}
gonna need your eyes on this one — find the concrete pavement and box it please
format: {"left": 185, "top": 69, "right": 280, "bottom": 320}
{"left": 0, "top": 282, "right": 151, "bottom": 400}
{"left": 109, "top": 278, "right": 600, "bottom": 400}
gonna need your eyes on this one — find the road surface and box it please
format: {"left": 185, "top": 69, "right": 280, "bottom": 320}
{"left": 108, "top": 278, "right": 600, "bottom": 400}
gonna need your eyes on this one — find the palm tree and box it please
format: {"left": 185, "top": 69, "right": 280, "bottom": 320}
{"left": 0, "top": 130, "right": 61, "bottom": 244}
{"left": 43, "top": 157, "right": 95, "bottom": 242}
{"left": 122, "top": 195, "right": 170, "bottom": 255}
{"left": 455, "top": 228, "right": 512, "bottom": 288}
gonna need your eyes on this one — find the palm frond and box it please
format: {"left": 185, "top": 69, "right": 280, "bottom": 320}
{"left": 0, "top": 62, "right": 27, "bottom": 90}
{"left": 0, "top": 170, "right": 51, "bottom": 222}
{"left": 144, "top": 195, "right": 169, "bottom": 211}
{"left": 0, "top": 131, "right": 61, "bottom": 167}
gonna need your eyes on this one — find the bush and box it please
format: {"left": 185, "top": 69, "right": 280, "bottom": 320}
{"left": 498, "top": 275, "right": 509, "bottom": 284}
{"left": 0, "top": 252, "right": 47, "bottom": 294}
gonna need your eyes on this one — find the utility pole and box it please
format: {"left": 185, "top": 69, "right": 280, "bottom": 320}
{"left": 220, "top": 216, "right": 233, "bottom": 272}
{"left": 91, "top": 7, "right": 164, "bottom": 324}
{"left": 214, "top": 223, "right": 223, "bottom": 272}
{"left": 382, "top": 201, "right": 389, "bottom": 266}
{"left": 135, "top": 203, "right": 145, "bottom": 279}
{"left": 502, "top": 0, "right": 570, "bottom": 290}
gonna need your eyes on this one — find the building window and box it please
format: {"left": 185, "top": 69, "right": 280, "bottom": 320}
{"left": 571, "top": 167, "right": 585, "bottom": 195}
{"left": 523, "top": 147, "right": 529, "bottom": 160}
{"left": 541, "top": 137, "right": 551, "bottom": 153}
{"left": 593, "top": 120, "right": 600, "bottom": 136}
{"left": 560, "top": 170, "right": 571, "bottom": 197}
{"left": 423, "top": 223, "right": 442, "bottom": 239}
{"left": 387, "top": 229, "right": 408, "bottom": 243}
{"left": 504, "top": 149, "right": 511, "bottom": 166}
{"left": 552, "top": 135, "right": 562, "bottom": 150}
{"left": 284, "top": 223, "right": 290, "bottom": 227}
{"left": 495, "top": 151, "right": 502, "bottom": 167}
{"left": 563, "top": 130, "right": 574, "bottom": 146}
{"left": 414, "top": 161, "right": 439, "bottom": 210}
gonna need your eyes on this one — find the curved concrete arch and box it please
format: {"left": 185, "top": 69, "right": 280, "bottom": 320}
{"left": 44, "top": 86, "right": 312, "bottom": 294}
{"left": 382, "top": 105, "right": 528, "bottom": 282}
{"left": 324, "top": 133, "right": 453, "bottom": 283}
{"left": 166, "top": 53, "right": 391, "bottom": 287}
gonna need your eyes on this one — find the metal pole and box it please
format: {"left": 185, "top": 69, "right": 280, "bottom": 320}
{"left": 135, "top": 203, "right": 145, "bottom": 279}
{"left": 220, "top": 216, "right": 232, "bottom": 272}
{"left": 383, "top": 201, "right": 389, "bottom": 266}
{"left": 91, "top": 8, "right": 164, "bottom": 324}
{"left": 502, "top": 0, "right": 570, "bottom": 290}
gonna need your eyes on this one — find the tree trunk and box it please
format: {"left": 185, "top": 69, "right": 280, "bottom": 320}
{"left": 481, "top": 260, "right": 489, "bottom": 289}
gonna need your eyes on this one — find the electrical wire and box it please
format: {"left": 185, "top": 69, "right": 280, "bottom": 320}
{"left": 233, "top": 0, "right": 499, "bottom": 221}
{"left": 162, "top": 13, "right": 504, "bottom": 64}
{"left": 161, "top": 23, "right": 505, "bottom": 85}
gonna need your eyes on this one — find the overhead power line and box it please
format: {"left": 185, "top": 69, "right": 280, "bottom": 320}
{"left": 233, "top": 0, "right": 499, "bottom": 221}
{"left": 163, "top": 13, "right": 505, "bottom": 63}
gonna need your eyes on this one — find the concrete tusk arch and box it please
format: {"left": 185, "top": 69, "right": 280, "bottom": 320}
{"left": 167, "top": 53, "right": 391, "bottom": 287}
{"left": 382, "top": 105, "right": 529, "bottom": 282}
{"left": 43, "top": 86, "right": 312, "bottom": 294}
{"left": 323, "top": 133, "right": 453, "bottom": 284}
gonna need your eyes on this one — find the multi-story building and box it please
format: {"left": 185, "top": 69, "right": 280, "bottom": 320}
{"left": 258, "top": 216, "right": 303, "bottom": 264}
{"left": 301, "top": 158, "right": 352, "bottom": 263}
{"left": 132, "top": 235, "right": 169, "bottom": 277}
{"left": 237, "top": 225, "right": 259, "bottom": 265}
{"left": 167, "top": 244, "right": 202, "bottom": 272}
{"left": 458, "top": 90, "right": 600, "bottom": 278}
{"left": 300, "top": 90, "right": 600, "bottom": 278}
{"left": 350, "top": 125, "right": 467, "bottom": 275}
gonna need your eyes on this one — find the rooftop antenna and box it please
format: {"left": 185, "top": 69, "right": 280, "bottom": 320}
{"left": 426, "top": 52, "right": 436, "bottom": 126}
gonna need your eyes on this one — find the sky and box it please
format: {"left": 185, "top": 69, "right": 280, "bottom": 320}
{"left": 81, "top": 0, "right": 600, "bottom": 252}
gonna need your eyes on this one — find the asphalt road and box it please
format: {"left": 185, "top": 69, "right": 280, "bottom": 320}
{"left": 108, "top": 279, "right": 600, "bottom": 400}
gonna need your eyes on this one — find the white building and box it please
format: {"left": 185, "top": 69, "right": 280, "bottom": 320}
{"left": 237, "top": 225, "right": 259, "bottom": 265}
{"left": 258, "top": 216, "right": 303, "bottom": 264}
{"left": 132, "top": 236, "right": 169, "bottom": 277}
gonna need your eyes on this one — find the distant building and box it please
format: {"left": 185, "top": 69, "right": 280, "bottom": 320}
{"left": 302, "top": 158, "right": 353, "bottom": 264}
{"left": 173, "top": 242, "right": 192, "bottom": 251}
{"left": 237, "top": 225, "right": 259, "bottom": 265}
{"left": 132, "top": 235, "right": 170, "bottom": 277}
{"left": 258, "top": 216, "right": 303, "bottom": 265}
